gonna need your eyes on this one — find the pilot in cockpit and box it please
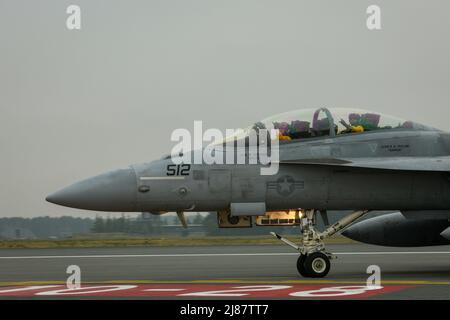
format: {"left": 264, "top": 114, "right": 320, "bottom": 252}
{"left": 339, "top": 112, "right": 381, "bottom": 134}
{"left": 250, "top": 108, "right": 430, "bottom": 144}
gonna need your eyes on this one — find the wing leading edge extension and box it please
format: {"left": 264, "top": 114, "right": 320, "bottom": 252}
{"left": 280, "top": 156, "right": 450, "bottom": 172}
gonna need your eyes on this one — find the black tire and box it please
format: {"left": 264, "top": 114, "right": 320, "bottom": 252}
{"left": 296, "top": 254, "right": 310, "bottom": 277}
{"left": 304, "top": 252, "right": 330, "bottom": 278}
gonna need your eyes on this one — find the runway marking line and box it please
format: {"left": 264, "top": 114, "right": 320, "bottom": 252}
{"left": 1, "top": 251, "right": 450, "bottom": 260}
{"left": 1, "top": 279, "right": 450, "bottom": 286}
{"left": 0, "top": 283, "right": 413, "bottom": 298}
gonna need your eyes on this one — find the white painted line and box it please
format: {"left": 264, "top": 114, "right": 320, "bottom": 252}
{"left": 143, "top": 288, "right": 185, "bottom": 292}
{"left": 0, "top": 253, "right": 295, "bottom": 259}
{"left": 0, "top": 251, "right": 450, "bottom": 260}
{"left": 337, "top": 251, "right": 450, "bottom": 255}
{"left": 0, "top": 285, "right": 60, "bottom": 293}
{"left": 140, "top": 177, "right": 185, "bottom": 180}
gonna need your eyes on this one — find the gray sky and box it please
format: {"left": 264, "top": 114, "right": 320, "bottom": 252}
{"left": 1, "top": 0, "right": 449, "bottom": 218}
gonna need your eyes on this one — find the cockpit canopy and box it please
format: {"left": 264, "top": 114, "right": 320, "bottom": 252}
{"left": 222, "top": 107, "right": 436, "bottom": 144}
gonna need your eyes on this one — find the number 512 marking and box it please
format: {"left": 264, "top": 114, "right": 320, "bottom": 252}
{"left": 167, "top": 164, "right": 190, "bottom": 176}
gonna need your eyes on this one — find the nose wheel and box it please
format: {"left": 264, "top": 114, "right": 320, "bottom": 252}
{"left": 297, "top": 252, "right": 331, "bottom": 278}
{"left": 271, "top": 209, "right": 369, "bottom": 278}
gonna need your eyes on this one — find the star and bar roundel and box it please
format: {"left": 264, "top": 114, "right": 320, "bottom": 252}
{"left": 267, "top": 175, "right": 305, "bottom": 196}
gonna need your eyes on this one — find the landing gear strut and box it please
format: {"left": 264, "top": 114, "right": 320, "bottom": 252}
{"left": 271, "top": 209, "right": 369, "bottom": 278}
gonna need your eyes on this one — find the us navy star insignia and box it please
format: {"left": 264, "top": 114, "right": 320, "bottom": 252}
{"left": 267, "top": 175, "right": 305, "bottom": 196}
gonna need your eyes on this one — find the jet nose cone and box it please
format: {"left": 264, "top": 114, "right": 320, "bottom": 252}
{"left": 46, "top": 168, "right": 137, "bottom": 211}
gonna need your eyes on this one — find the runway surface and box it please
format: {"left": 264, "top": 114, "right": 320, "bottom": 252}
{"left": 0, "top": 244, "right": 449, "bottom": 299}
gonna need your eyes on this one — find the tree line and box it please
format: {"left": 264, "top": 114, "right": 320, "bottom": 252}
{"left": 0, "top": 213, "right": 304, "bottom": 239}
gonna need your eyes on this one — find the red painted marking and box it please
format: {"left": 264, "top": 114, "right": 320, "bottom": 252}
{"left": 0, "top": 284, "right": 412, "bottom": 298}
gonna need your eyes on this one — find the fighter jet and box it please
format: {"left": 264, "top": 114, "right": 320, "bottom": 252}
{"left": 46, "top": 107, "right": 450, "bottom": 278}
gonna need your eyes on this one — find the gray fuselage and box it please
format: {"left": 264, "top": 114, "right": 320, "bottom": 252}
{"left": 132, "top": 129, "right": 450, "bottom": 213}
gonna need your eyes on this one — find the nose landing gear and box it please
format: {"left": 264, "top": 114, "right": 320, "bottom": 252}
{"left": 271, "top": 209, "right": 369, "bottom": 278}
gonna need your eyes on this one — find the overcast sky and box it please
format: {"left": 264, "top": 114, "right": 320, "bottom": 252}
{"left": 1, "top": 1, "right": 449, "bottom": 218}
